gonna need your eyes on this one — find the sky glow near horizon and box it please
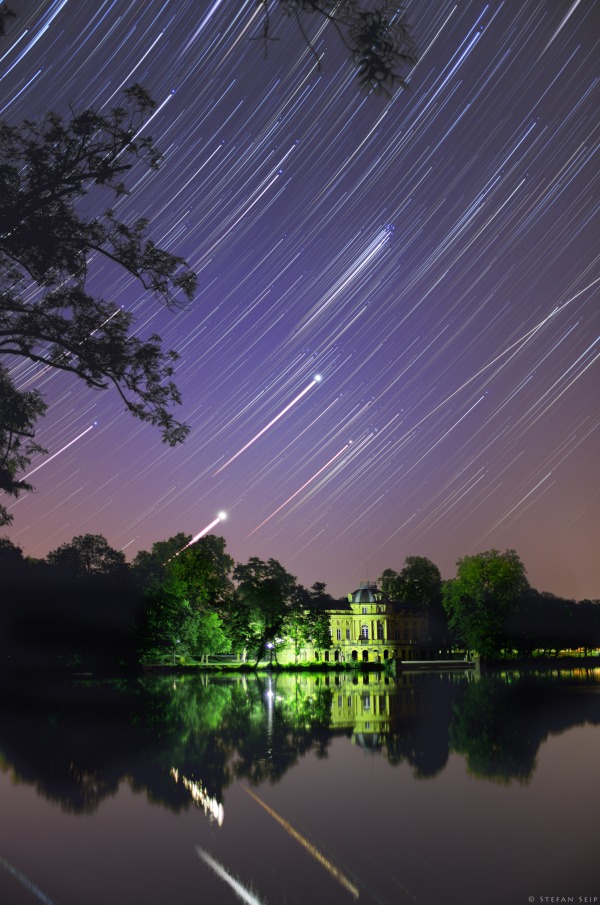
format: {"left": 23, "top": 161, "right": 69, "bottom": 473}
{"left": 2, "top": 0, "right": 598, "bottom": 600}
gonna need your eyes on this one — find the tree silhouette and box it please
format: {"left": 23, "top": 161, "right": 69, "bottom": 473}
{"left": 257, "top": 1, "right": 416, "bottom": 94}
{"left": 0, "top": 87, "right": 196, "bottom": 522}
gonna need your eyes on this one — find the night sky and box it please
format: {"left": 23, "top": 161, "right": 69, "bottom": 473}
{"left": 2, "top": 0, "right": 598, "bottom": 600}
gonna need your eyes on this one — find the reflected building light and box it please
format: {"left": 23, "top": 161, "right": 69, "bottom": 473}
{"left": 170, "top": 767, "right": 224, "bottom": 826}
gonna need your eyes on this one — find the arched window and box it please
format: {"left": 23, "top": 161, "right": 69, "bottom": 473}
{"left": 361, "top": 624, "right": 369, "bottom": 640}
{"left": 362, "top": 650, "right": 369, "bottom": 662}
{"left": 377, "top": 622, "right": 384, "bottom": 640}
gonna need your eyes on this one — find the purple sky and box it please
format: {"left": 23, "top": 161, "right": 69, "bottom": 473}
{"left": 3, "top": 0, "right": 598, "bottom": 600}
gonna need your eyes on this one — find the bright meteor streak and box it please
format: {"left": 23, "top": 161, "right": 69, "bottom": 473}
{"left": 213, "top": 376, "right": 322, "bottom": 475}
{"left": 23, "top": 423, "right": 96, "bottom": 480}
{"left": 167, "top": 512, "right": 227, "bottom": 561}
{"left": 247, "top": 442, "right": 351, "bottom": 536}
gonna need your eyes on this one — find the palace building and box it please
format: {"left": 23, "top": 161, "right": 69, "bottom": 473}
{"left": 278, "top": 581, "right": 430, "bottom": 665}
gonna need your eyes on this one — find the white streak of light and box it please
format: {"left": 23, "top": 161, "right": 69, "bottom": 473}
{"left": 167, "top": 513, "right": 226, "bottom": 561}
{"left": 247, "top": 443, "right": 351, "bottom": 536}
{"left": 242, "top": 785, "right": 359, "bottom": 899}
{"left": 23, "top": 424, "right": 95, "bottom": 480}
{"left": 0, "top": 854, "right": 58, "bottom": 905}
{"left": 213, "top": 378, "right": 320, "bottom": 474}
{"left": 542, "top": 0, "right": 584, "bottom": 53}
{"left": 195, "top": 847, "right": 267, "bottom": 905}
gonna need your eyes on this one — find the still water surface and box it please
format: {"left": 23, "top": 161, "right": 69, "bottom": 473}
{"left": 0, "top": 668, "right": 598, "bottom": 905}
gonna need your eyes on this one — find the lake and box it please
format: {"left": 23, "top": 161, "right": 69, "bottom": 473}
{"left": 0, "top": 667, "right": 598, "bottom": 905}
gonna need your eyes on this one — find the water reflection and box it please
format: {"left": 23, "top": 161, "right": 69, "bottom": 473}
{"left": 0, "top": 668, "right": 599, "bottom": 816}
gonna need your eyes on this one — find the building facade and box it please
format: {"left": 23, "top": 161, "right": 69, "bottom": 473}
{"left": 279, "top": 581, "right": 430, "bottom": 665}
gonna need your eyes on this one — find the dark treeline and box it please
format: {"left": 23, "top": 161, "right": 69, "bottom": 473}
{"left": 0, "top": 532, "right": 335, "bottom": 673}
{"left": 1, "top": 534, "right": 599, "bottom": 673}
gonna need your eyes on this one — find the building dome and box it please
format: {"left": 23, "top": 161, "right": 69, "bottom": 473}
{"left": 349, "top": 581, "right": 381, "bottom": 604}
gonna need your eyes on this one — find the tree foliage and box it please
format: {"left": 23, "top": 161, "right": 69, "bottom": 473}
{"left": 379, "top": 556, "right": 442, "bottom": 607}
{"left": 131, "top": 532, "right": 192, "bottom": 587}
{"left": 139, "top": 577, "right": 202, "bottom": 662}
{"left": 47, "top": 532, "right": 126, "bottom": 579}
{"left": 136, "top": 534, "right": 234, "bottom": 663}
{"left": 233, "top": 557, "right": 298, "bottom": 662}
{"left": 0, "top": 4, "right": 15, "bottom": 38}
{"left": 259, "top": 1, "right": 417, "bottom": 94}
{"left": 442, "top": 549, "right": 529, "bottom": 659}
{"left": 167, "top": 535, "right": 235, "bottom": 610}
{"left": 1, "top": 527, "right": 599, "bottom": 671}
{"left": 506, "top": 589, "right": 600, "bottom": 658}
{"left": 379, "top": 557, "right": 449, "bottom": 650}
{"left": 0, "top": 365, "right": 47, "bottom": 524}
{"left": 281, "top": 581, "right": 334, "bottom": 661}
{"left": 0, "top": 86, "right": 197, "bottom": 522}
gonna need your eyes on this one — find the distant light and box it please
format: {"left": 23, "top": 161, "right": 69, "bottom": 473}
{"left": 217, "top": 511, "right": 227, "bottom": 521}
{"left": 313, "top": 373, "right": 322, "bottom": 382}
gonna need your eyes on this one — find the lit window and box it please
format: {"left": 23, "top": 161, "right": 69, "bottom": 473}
{"left": 361, "top": 625, "right": 369, "bottom": 640}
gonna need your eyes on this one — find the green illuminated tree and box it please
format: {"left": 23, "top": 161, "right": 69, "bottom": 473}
{"left": 136, "top": 534, "right": 234, "bottom": 663}
{"left": 442, "top": 549, "right": 529, "bottom": 659}
{"left": 279, "top": 582, "right": 333, "bottom": 662}
{"left": 233, "top": 557, "right": 298, "bottom": 664}
{"left": 305, "top": 581, "right": 334, "bottom": 655}
{"left": 131, "top": 533, "right": 192, "bottom": 587}
{"left": 138, "top": 577, "right": 202, "bottom": 663}
{"left": 168, "top": 534, "right": 235, "bottom": 610}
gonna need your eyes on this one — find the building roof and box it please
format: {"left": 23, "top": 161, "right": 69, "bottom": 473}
{"left": 349, "top": 581, "right": 381, "bottom": 604}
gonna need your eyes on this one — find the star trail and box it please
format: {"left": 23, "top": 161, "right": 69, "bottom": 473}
{"left": 2, "top": 0, "right": 598, "bottom": 599}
